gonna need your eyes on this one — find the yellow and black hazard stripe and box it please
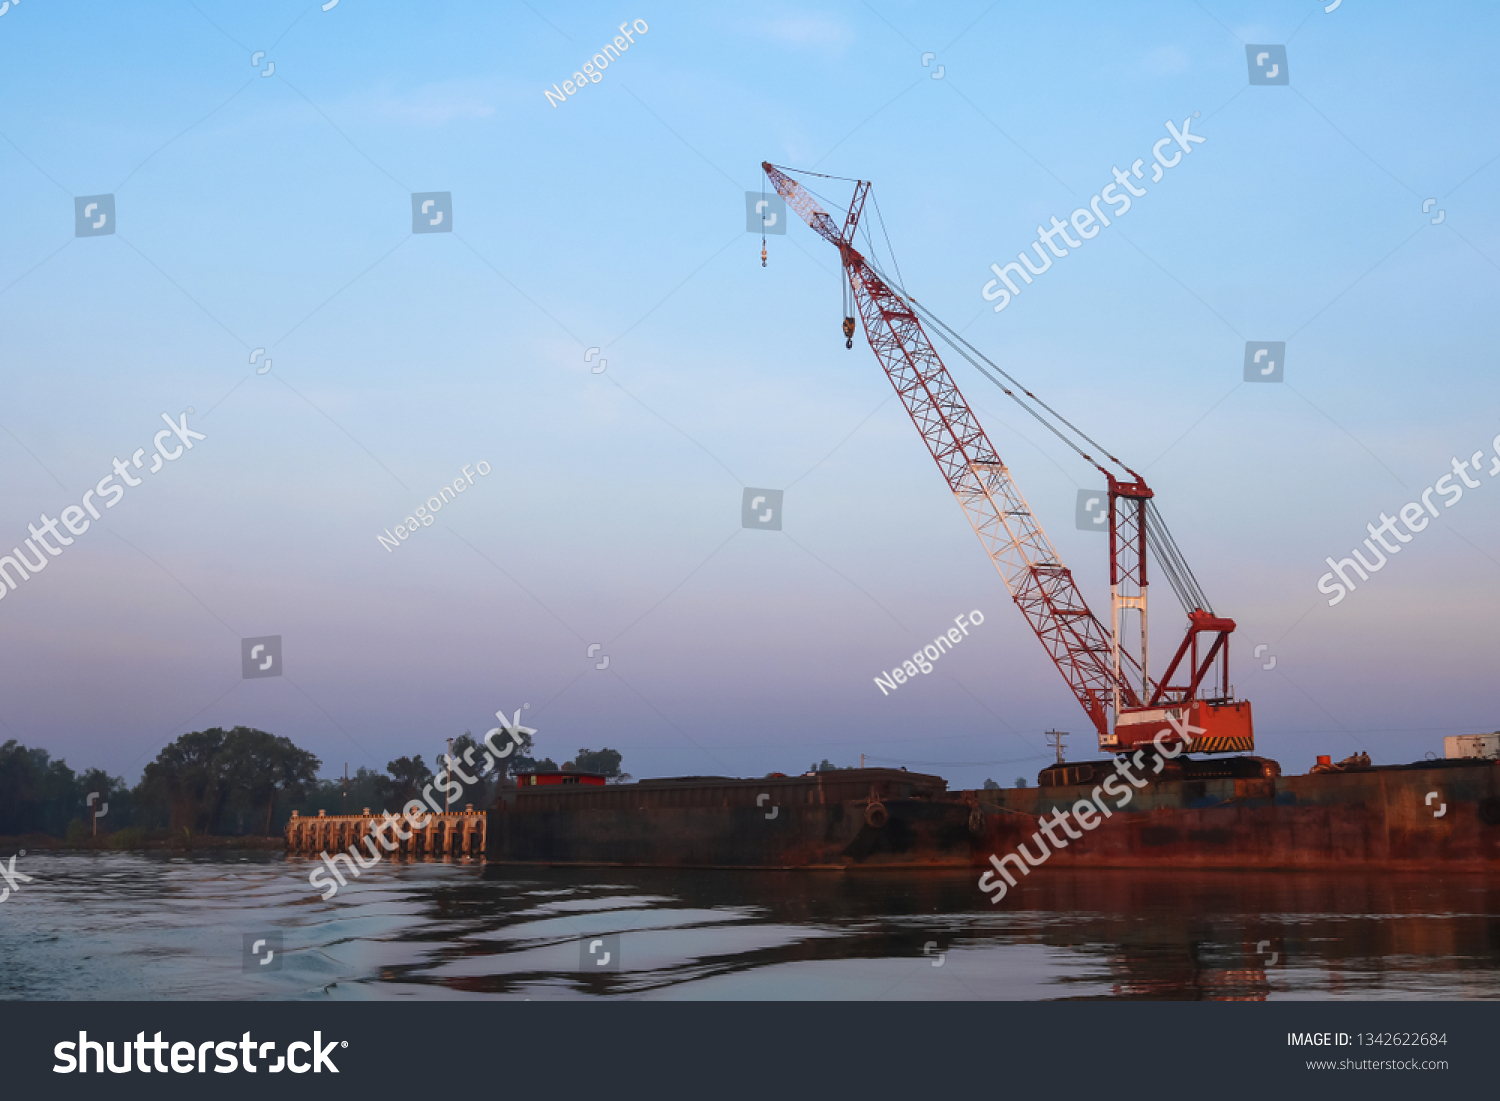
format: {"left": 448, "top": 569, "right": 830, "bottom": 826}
{"left": 1189, "top": 736, "right": 1255, "bottom": 754}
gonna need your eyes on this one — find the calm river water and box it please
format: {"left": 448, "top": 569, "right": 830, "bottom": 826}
{"left": 3, "top": 852, "right": 1499, "bottom": 1000}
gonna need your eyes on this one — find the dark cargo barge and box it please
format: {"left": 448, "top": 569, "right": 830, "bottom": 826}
{"left": 488, "top": 769, "right": 965, "bottom": 869}
{"left": 485, "top": 757, "right": 1500, "bottom": 872}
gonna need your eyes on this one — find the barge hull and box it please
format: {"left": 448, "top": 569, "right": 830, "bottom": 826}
{"left": 978, "top": 760, "right": 1500, "bottom": 871}
{"left": 484, "top": 762, "right": 1500, "bottom": 871}
{"left": 487, "top": 769, "right": 975, "bottom": 868}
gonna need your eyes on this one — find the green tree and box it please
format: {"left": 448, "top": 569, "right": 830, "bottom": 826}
{"left": 445, "top": 730, "right": 533, "bottom": 806}
{"left": 1013, "top": 776, "right": 1029, "bottom": 789}
{"left": 983, "top": 778, "right": 1001, "bottom": 790}
{"left": 430, "top": 733, "right": 490, "bottom": 810}
{"left": 499, "top": 727, "right": 542, "bottom": 775}
{"left": 0, "top": 741, "right": 78, "bottom": 835}
{"left": 136, "top": 726, "right": 321, "bottom": 834}
{"left": 563, "top": 747, "right": 629, "bottom": 782}
{"left": 290, "top": 767, "right": 394, "bottom": 819}
{"left": 387, "top": 755, "right": 433, "bottom": 808}
{"left": 217, "top": 727, "right": 321, "bottom": 834}
{"left": 77, "top": 766, "right": 132, "bottom": 835}
{"left": 0, "top": 741, "right": 135, "bottom": 837}
{"left": 342, "top": 766, "right": 394, "bottom": 814}
{"left": 136, "top": 728, "right": 230, "bottom": 832}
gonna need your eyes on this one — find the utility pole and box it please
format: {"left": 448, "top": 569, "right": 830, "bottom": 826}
{"left": 1046, "top": 729, "right": 1067, "bottom": 765}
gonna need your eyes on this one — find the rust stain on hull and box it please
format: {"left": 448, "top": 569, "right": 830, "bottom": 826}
{"left": 482, "top": 762, "right": 1500, "bottom": 871}
{"left": 978, "top": 762, "right": 1500, "bottom": 870}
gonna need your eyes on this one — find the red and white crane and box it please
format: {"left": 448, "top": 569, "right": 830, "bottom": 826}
{"left": 762, "top": 162, "right": 1253, "bottom": 758}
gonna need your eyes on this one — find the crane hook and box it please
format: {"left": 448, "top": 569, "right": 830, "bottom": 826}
{"left": 842, "top": 316, "right": 856, "bottom": 349}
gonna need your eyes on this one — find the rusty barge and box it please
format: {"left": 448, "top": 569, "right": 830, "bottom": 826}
{"left": 483, "top": 756, "right": 1500, "bottom": 872}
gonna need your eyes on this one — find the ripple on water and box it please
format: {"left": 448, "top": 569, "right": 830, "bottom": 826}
{"left": 3, "top": 853, "right": 1499, "bottom": 1000}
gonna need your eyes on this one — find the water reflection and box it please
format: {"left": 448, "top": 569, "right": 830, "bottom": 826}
{"left": 3, "top": 852, "right": 1498, "bottom": 1000}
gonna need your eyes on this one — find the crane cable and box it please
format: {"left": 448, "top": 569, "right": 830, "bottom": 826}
{"left": 867, "top": 258, "right": 1117, "bottom": 476}
{"left": 869, "top": 191, "right": 907, "bottom": 295}
{"left": 862, "top": 258, "right": 1215, "bottom": 617}
{"left": 895, "top": 270, "right": 1135, "bottom": 481}
{"left": 768, "top": 167, "right": 1215, "bottom": 615}
{"left": 764, "top": 163, "right": 864, "bottom": 184}
{"left": 759, "top": 178, "right": 768, "bottom": 267}
{"left": 1145, "top": 500, "right": 1214, "bottom": 615}
{"left": 791, "top": 169, "right": 1135, "bottom": 481}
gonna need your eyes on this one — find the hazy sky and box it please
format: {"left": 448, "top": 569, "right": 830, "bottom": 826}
{"left": 1, "top": 0, "right": 1496, "bottom": 790}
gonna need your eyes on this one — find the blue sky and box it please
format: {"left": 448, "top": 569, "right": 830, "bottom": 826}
{"left": 1, "top": 0, "right": 1497, "bottom": 788}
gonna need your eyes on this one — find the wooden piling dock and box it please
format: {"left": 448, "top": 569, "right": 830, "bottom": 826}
{"left": 285, "top": 806, "right": 487, "bottom": 859}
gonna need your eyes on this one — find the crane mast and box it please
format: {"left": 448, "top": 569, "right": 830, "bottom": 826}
{"left": 762, "top": 162, "right": 1253, "bottom": 756}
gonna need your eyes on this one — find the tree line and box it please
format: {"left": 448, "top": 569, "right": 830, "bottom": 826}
{"left": 0, "top": 728, "right": 628, "bottom": 840}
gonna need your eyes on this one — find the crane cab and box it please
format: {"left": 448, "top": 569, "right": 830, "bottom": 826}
{"left": 1110, "top": 699, "right": 1254, "bottom": 755}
